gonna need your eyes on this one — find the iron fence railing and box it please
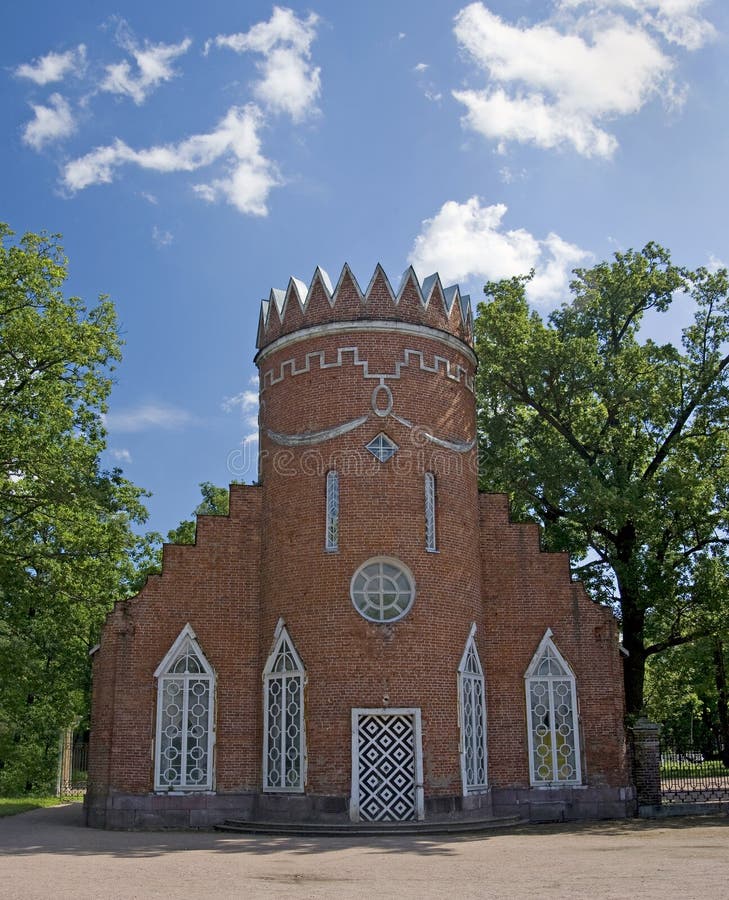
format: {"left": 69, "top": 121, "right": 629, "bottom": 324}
{"left": 660, "top": 737, "right": 729, "bottom": 803}
{"left": 58, "top": 741, "right": 88, "bottom": 798}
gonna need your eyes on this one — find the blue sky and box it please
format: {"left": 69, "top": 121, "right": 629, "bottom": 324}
{"left": 2, "top": 0, "right": 727, "bottom": 535}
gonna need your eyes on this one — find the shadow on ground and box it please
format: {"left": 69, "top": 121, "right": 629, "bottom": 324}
{"left": 0, "top": 802, "right": 727, "bottom": 861}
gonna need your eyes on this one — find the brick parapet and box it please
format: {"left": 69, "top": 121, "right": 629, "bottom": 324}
{"left": 256, "top": 265, "right": 473, "bottom": 351}
{"left": 87, "top": 484, "right": 263, "bottom": 806}
{"left": 478, "top": 492, "right": 630, "bottom": 791}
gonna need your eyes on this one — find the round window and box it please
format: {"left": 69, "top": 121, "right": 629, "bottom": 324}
{"left": 350, "top": 557, "right": 415, "bottom": 623}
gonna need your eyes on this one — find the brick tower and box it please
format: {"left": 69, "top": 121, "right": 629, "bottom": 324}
{"left": 85, "top": 265, "right": 634, "bottom": 829}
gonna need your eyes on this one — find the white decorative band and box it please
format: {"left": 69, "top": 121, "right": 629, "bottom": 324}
{"left": 255, "top": 319, "right": 477, "bottom": 366}
{"left": 258, "top": 342, "right": 474, "bottom": 393}
{"left": 266, "top": 415, "right": 369, "bottom": 446}
{"left": 266, "top": 412, "right": 476, "bottom": 453}
{"left": 391, "top": 414, "right": 476, "bottom": 453}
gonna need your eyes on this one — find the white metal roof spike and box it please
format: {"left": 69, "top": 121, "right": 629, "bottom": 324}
{"left": 291, "top": 277, "right": 308, "bottom": 305}
{"left": 332, "top": 263, "right": 365, "bottom": 304}
{"left": 443, "top": 284, "right": 458, "bottom": 315}
{"left": 311, "top": 266, "right": 334, "bottom": 298}
{"left": 461, "top": 293, "right": 473, "bottom": 325}
{"left": 270, "top": 288, "right": 286, "bottom": 315}
{"left": 420, "top": 273, "right": 439, "bottom": 305}
{"left": 365, "top": 263, "right": 396, "bottom": 304}
{"left": 256, "top": 299, "right": 270, "bottom": 346}
{"left": 395, "top": 266, "right": 425, "bottom": 307}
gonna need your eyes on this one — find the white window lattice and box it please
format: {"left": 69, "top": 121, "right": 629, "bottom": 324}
{"left": 458, "top": 627, "right": 487, "bottom": 793}
{"left": 154, "top": 625, "right": 214, "bottom": 792}
{"left": 325, "top": 470, "right": 339, "bottom": 551}
{"left": 425, "top": 472, "right": 436, "bottom": 552}
{"left": 263, "top": 625, "right": 305, "bottom": 792}
{"left": 365, "top": 432, "right": 398, "bottom": 463}
{"left": 350, "top": 557, "right": 415, "bottom": 623}
{"left": 525, "top": 630, "right": 582, "bottom": 786}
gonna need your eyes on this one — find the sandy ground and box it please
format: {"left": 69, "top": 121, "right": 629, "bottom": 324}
{"left": 1, "top": 804, "right": 728, "bottom": 900}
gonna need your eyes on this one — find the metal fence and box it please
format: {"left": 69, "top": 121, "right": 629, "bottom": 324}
{"left": 661, "top": 736, "right": 729, "bottom": 803}
{"left": 57, "top": 731, "right": 88, "bottom": 798}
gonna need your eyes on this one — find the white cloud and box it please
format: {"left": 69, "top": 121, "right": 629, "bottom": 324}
{"left": 103, "top": 403, "right": 195, "bottom": 433}
{"left": 223, "top": 389, "right": 259, "bottom": 436}
{"left": 222, "top": 390, "right": 258, "bottom": 414}
{"left": 101, "top": 22, "right": 191, "bottom": 104}
{"left": 707, "top": 254, "right": 727, "bottom": 273}
{"left": 62, "top": 104, "right": 280, "bottom": 216}
{"left": 139, "top": 191, "right": 158, "bottom": 204}
{"left": 558, "top": 0, "right": 716, "bottom": 50}
{"left": 22, "top": 93, "right": 76, "bottom": 150}
{"left": 211, "top": 7, "right": 321, "bottom": 121}
{"left": 409, "top": 196, "right": 591, "bottom": 305}
{"left": 499, "top": 165, "right": 527, "bottom": 183}
{"left": 15, "top": 45, "right": 86, "bottom": 84}
{"left": 152, "top": 225, "right": 173, "bottom": 247}
{"left": 452, "top": 1, "right": 713, "bottom": 158}
{"left": 109, "top": 448, "right": 133, "bottom": 463}
{"left": 414, "top": 62, "right": 429, "bottom": 72}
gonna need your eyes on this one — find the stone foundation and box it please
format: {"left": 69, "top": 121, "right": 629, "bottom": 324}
{"left": 86, "top": 785, "right": 633, "bottom": 829}
{"left": 492, "top": 785, "right": 636, "bottom": 822}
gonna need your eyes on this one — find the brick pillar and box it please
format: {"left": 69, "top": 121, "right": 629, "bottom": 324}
{"left": 630, "top": 718, "right": 661, "bottom": 807}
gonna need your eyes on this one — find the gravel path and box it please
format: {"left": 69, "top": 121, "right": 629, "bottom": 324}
{"left": 1, "top": 803, "right": 728, "bottom": 899}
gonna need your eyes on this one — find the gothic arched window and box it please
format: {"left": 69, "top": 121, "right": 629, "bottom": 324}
{"left": 525, "top": 629, "right": 582, "bottom": 786}
{"left": 263, "top": 623, "right": 306, "bottom": 792}
{"left": 458, "top": 625, "right": 487, "bottom": 792}
{"left": 154, "top": 625, "right": 215, "bottom": 791}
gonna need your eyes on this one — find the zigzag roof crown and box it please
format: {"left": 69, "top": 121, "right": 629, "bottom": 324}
{"left": 256, "top": 264, "right": 473, "bottom": 350}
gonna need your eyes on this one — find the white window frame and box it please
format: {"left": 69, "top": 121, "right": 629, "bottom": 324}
{"left": 154, "top": 624, "right": 215, "bottom": 792}
{"left": 350, "top": 556, "right": 416, "bottom": 623}
{"left": 262, "top": 620, "right": 306, "bottom": 793}
{"left": 425, "top": 472, "right": 437, "bottom": 552}
{"left": 365, "top": 432, "right": 398, "bottom": 463}
{"left": 524, "top": 628, "right": 582, "bottom": 787}
{"left": 325, "top": 469, "right": 339, "bottom": 551}
{"left": 458, "top": 623, "right": 488, "bottom": 794}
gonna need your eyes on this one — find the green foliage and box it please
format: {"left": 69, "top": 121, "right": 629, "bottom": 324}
{"left": 475, "top": 243, "right": 729, "bottom": 715}
{"left": 0, "top": 224, "right": 149, "bottom": 793}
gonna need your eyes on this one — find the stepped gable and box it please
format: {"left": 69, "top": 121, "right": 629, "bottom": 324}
{"left": 255, "top": 264, "right": 473, "bottom": 350}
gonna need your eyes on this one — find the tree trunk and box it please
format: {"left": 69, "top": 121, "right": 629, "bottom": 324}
{"left": 615, "top": 524, "right": 646, "bottom": 717}
{"left": 713, "top": 638, "right": 729, "bottom": 767}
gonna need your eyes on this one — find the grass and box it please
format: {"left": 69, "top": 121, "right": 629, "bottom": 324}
{"left": 0, "top": 796, "right": 66, "bottom": 818}
{"left": 661, "top": 760, "right": 729, "bottom": 780}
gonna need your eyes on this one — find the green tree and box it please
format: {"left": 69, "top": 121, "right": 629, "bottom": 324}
{"left": 474, "top": 243, "right": 729, "bottom": 716}
{"left": 0, "top": 224, "right": 148, "bottom": 792}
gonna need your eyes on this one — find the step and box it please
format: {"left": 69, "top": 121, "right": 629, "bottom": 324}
{"left": 215, "top": 814, "right": 523, "bottom": 837}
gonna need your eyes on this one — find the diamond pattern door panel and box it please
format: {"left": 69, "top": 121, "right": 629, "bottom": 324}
{"left": 356, "top": 713, "right": 416, "bottom": 822}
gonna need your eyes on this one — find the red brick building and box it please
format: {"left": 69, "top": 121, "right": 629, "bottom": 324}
{"left": 85, "top": 265, "right": 635, "bottom": 828}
